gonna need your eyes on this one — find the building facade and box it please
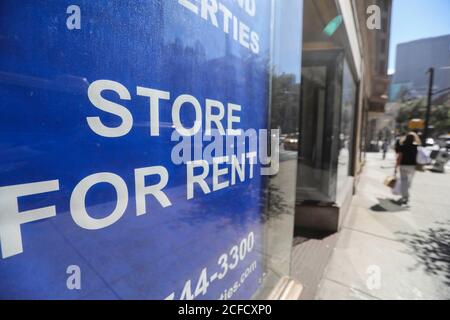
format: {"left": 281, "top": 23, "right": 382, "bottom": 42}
{"left": 0, "top": 0, "right": 391, "bottom": 299}
{"left": 391, "top": 35, "right": 450, "bottom": 100}
{"left": 294, "top": 0, "right": 392, "bottom": 235}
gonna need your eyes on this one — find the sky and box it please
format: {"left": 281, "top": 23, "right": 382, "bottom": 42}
{"left": 388, "top": 0, "right": 450, "bottom": 74}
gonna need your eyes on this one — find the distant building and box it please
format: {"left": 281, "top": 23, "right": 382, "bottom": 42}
{"left": 391, "top": 35, "right": 450, "bottom": 100}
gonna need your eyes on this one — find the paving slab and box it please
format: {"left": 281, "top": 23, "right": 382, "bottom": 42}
{"left": 317, "top": 152, "right": 450, "bottom": 300}
{"left": 315, "top": 278, "right": 379, "bottom": 300}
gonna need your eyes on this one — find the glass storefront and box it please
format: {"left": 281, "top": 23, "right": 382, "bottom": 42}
{"left": 256, "top": 0, "right": 303, "bottom": 298}
{"left": 337, "top": 59, "right": 357, "bottom": 191}
{"left": 296, "top": 0, "right": 358, "bottom": 207}
{"left": 298, "top": 49, "right": 344, "bottom": 204}
{"left": 0, "top": 0, "right": 365, "bottom": 300}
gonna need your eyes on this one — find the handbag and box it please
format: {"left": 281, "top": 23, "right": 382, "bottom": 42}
{"left": 384, "top": 175, "right": 396, "bottom": 189}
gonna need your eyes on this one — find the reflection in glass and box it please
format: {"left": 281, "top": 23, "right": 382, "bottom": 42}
{"left": 337, "top": 60, "right": 356, "bottom": 191}
{"left": 297, "top": 49, "right": 344, "bottom": 204}
{"left": 254, "top": 0, "right": 302, "bottom": 299}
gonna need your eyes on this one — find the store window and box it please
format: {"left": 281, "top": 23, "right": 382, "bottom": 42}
{"left": 296, "top": 0, "right": 358, "bottom": 207}
{"left": 255, "top": 0, "right": 303, "bottom": 298}
{"left": 298, "top": 49, "right": 344, "bottom": 204}
{"left": 298, "top": 52, "right": 357, "bottom": 204}
{"left": 337, "top": 59, "right": 357, "bottom": 191}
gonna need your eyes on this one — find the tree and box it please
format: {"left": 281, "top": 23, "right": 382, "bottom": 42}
{"left": 271, "top": 73, "right": 300, "bottom": 134}
{"left": 395, "top": 94, "right": 450, "bottom": 137}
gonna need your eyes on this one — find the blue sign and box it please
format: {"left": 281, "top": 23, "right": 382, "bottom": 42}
{"left": 0, "top": 0, "right": 271, "bottom": 299}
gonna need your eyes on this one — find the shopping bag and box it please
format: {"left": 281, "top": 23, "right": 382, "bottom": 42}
{"left": 392, "top": 178, "right": 402, "bottom": 196}
{"left": 416, "top": 146, "right": 431, "bottom": 165}
{"left": 384, "top": 175, "right": 396, "bottom": 188}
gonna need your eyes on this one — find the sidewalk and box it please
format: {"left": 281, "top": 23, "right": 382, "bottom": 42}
{"left": 315, "top": 152, "right": 450, "bottom": 300}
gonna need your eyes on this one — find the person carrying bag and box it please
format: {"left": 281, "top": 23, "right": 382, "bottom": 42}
{"left": 391, "top": 168, "right": 402, "bottom": 196}
{"left": 395, "top": 132, "right": 421, "bottom": 205}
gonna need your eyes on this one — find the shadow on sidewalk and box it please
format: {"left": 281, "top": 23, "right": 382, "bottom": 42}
{"left": 370, "top": 198, "right": 408, "bottom": 213}
{"left": 397, "top": 221, "right": 450, "bottom": 287}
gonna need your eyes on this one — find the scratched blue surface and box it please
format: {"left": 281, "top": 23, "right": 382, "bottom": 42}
{"left": 0, "top": 0, "right": 271, "bottom": 299}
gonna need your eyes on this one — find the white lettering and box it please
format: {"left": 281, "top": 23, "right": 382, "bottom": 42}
{"left": 178, "top": 0, "right": 260, "bottom": 54}
{"left": 187, "top": 160, "right": 211, "bottom": 200}
{"left": 231, "top": 154, "right": 246, "bottom": 185}
{"left": 135, "top": 166, "right": 172, "bottom": 215}
{"left": 137, "top": 87, "right": 170, "bottom": 136}
{"left": 227, "top": 103, "right": 242, "bottom": 136}
{"left": 87, "top": 80, "right": 133, "bottom": 138}
{"left": 247, "top": 152, "right": 257, "bottom": 179}
{"left": 178, "top": 0, "right": 199, "bottom": 14}
{"left": 0, "top": 180, "right": 59, "bottom": 258}
{"left": 201, "top": 0, "right": 219, "bottom": 28}
{"left": 70, "top": 173, "right": 128, "bottom": 230}
{"left": 218, "top": 3, "right": 232, "bottom": 34}
{"left": 205, "top": 99, "right": 226, "bottom": 136}
{"left": 239, "top": 21, "right": 250, "bottom": 49}
{"left": 172, "top": 94, "right": 203, "bottom": 137}
{"left": 213, "top": 156, "right": 230, "bottom": 191}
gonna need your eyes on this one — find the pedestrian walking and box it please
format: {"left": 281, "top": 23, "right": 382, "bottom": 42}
{"left": 395, "top": 132, "right": 421, "bottom": 205}
{"left": 382, "top": 139, "right": 389, "bottom": 160}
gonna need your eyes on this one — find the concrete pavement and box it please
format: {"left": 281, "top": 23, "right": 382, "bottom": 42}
{"left": 315, "top": 152, "right": 450, "bottom": 300}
